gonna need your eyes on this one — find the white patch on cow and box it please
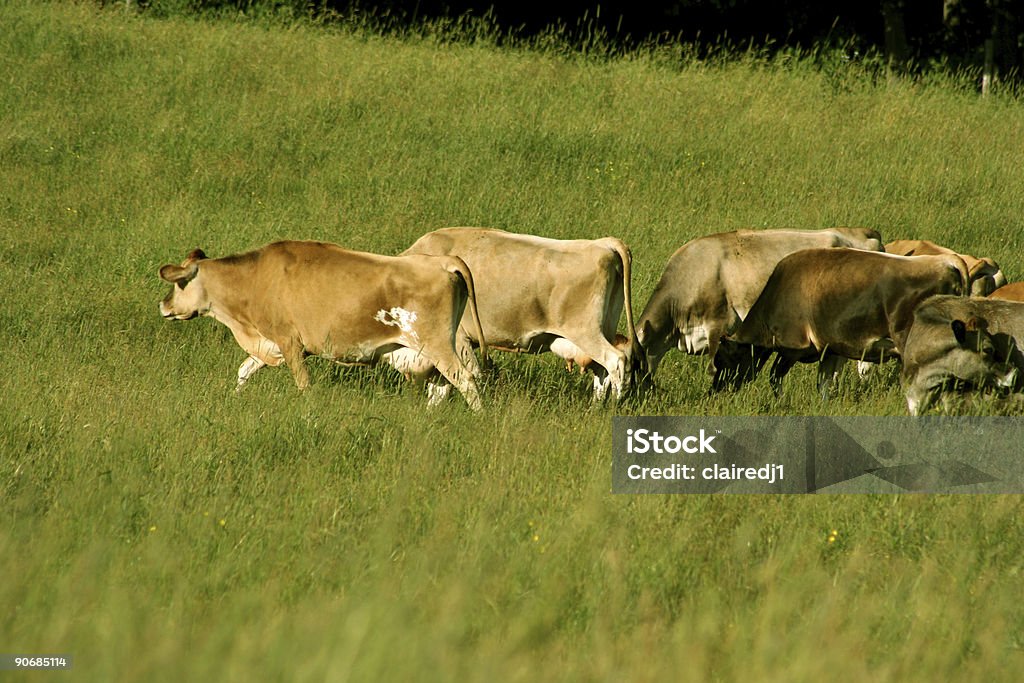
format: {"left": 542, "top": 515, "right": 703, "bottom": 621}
{"left": 375, "top": 307, "right": 420, "bottom": 345}
{"left": 679, "top": 324, "right": 709, "bottom": 354}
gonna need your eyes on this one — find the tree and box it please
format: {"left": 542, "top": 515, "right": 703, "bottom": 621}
{"left": 881, "top": 0, "right": 910, "bottom": 72}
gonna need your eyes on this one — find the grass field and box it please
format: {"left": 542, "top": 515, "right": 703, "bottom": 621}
{"left": 3, "top": 2, "right": 1024, "bottom": 680}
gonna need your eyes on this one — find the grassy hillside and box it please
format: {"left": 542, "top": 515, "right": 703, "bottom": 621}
{"left": 2, "top": 2, "right": 1024, "bottom": 680}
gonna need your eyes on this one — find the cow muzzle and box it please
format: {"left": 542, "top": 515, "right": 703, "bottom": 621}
{"left": 996, "top": 366, "right": 1018, "bottom": 390}
{"left": 159, "top": 301, "right": 197, "bottom": 320}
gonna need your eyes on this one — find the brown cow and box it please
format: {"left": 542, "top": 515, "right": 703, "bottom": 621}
{"left": 403, "top": 227, "right": 643, "bottom": 400}
{"left": 885, "top": 239, "right": 1006, "bottom": 296}
{"left": 987, "top": 282, "right": 1024, "bottom": 302}
{"left": 635, "top": 227, "right": 884, "bottom": 388}
{"left": 158, "top": 241, "right": 488, "bottom": 410}
{"left": 720, "top": 248, "right": 970, "bottom": 396}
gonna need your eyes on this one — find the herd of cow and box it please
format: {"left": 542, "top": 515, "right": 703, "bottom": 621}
{"left": 158, "top": 226, "right": 1024, "bottom": 415}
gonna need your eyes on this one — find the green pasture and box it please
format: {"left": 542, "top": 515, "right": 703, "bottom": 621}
{"left": 2, "top": 2, "right": 1024, "bottom": 680}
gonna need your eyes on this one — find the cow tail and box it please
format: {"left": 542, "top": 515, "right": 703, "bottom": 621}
{"left": 446, "top": 256, "right": 490, "bottom": 367}
{"left": 606, "top": 237, "right": 642, "bottom": 355}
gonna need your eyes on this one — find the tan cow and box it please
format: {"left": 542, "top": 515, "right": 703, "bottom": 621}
{"left": 721, "top": 248, "right": 970, "bottom": 395}
{"left": 902, "top": 295, "right": 1023, "bottom": 415}
{"left": 158, "top": 241, "right": 488, "bottom": 410}
{"left": 403, "top": 227, "right": 643, "bottom": 400}
{"left": 987, "top": 282, "right": 1024, "bottom": 302}
{"left": 885, "top": 239, "right": 1006, "bottom": 296}
{"left": 635, "top": 227, "right": 884, "bottom": 388}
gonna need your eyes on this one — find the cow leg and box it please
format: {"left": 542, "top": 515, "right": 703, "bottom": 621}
{"left": 236, "top": 355, "right": 266, "bottom": 392}
{"left": 710, "top": 340, "right": 736, "bottom": 391}
{"left": 455, "top": 325, "right": 483, "bottom": 379}
{"left": 280, "top": 338, "right": 310, "bottom": 390}
{"left": 227, "top": 329, "right": 284, "bottom": 390}
{"left": 856, "top": 360, "right": 875, "bottom": 379}
{"left": 768, "top": 352, "right": 800, "bottom": 395}
{"left": 706, "top": 333, "right": 723, "bottom": 379}
{"left": 817, "top": 355, "right": 848, "bottom": 400}
{"left": 592, "top": 370, "right": 612, "bottom": 401}
{"left": 426, "top": 380, "right": 453, "bottom": 407}
{"left": 383, "top": 347, "right": 453, "bottom": 408}
{"left": 432, "top": 356, "right": 483, "bottom": 411}
{"left": 741, "top": 348, "right": 770, "bottom": 389}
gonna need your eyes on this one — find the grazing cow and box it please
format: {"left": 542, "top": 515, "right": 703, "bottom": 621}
{"left": 885, "top": 239, "right": 1006, "bottom": 296}
{"left": 987, "top": 282, "right": 1024, "bottom": 302}
{"left": 855, "top": 240, "right": 1004, "bottom": 378}
{"left": 402, "top": 227, "right": 643, "bottom": 400}
{"left": 635, "top": 227, "right": 884, "bottom": 387}
{"left": 902, "top": 295, "right": 1024, "bottom": 415}
{"left": 158, "top": 241, "right": 488, "bottom": 410}
{"left": 719, "top": 248, "right": 970, "bottom": 395}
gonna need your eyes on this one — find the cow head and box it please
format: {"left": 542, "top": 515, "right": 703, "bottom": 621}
{"left": 967, "top": 257, "right": 1006, "bottom": 296}
{"left": 159, "top": 249, "right": 209, "bottom": 320}
{"left": 902, "top": 316, "right": 1017, "bottom": 415}
{"left": 626, "top": 335, "right": 655, "bottom": 398}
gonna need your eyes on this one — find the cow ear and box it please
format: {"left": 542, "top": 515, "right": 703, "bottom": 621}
{"left": 187, "top": 248, "right": 208, "bottom": 262}
{"left": 159, "top": 264, "right": 184, "bottom": 283}
{"left": 159, "top": 261, "right": 200, "bottom": 286}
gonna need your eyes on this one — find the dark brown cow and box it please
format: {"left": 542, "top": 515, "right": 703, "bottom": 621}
{"left": 635, "top": 227, "right": 884, "bottom": 388}
{"left": 720, "top": 248, "right": 970, "bottom": 395}
{"left": 159, "top": 241, "right": 488, "bottom": 409}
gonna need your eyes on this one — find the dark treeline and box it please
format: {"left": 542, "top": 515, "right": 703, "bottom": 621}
{"left": 138, "top": 0, "right": 1022, "bottom": 79}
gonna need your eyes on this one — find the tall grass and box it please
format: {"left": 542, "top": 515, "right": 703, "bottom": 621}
{"left": 2, "top": 2, "right": 1024, "bottom": 680}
